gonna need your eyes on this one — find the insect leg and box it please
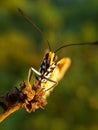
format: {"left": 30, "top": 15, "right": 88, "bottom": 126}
{"left": 28, "top": 67, "right": 58, "bottom": 91}
{"left": 28, "top": 67, "right": 41, "bottom": 82}
{"left": 28, "top": 67, "right": 57, "bottom": 83}
{"left": 44, "top": 80, "right": 58, "bottom": 92}
{"left": 41, "top": 75, "right": 58, "bottom": 91}
{"left": 42, "top": 75, "right": 57, "bottom": 84}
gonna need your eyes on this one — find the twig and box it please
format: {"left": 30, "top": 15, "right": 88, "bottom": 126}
{"left": 0, "top": 103, "right": 22, "bottom": 122}
{"left": 0, "top": 80, "right": 47, "bottom": 123}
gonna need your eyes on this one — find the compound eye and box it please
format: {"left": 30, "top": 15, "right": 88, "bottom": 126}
{"left": 45, "top": 53, "right": 49, "bottom": 59}
{"left": 53, "top": 55, "right": 58, "bottom": 62}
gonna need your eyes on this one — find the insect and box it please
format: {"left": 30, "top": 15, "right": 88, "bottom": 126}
{"left": 18, "top": 8, "right": 98, "bottom": 99}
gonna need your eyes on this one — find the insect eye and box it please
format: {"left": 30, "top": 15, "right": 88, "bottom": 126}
{"left": 45, "top": 53, "right": 49, "bottom": 59}
{"left": 53, "top": 55, "right": 58, "bottom": 62}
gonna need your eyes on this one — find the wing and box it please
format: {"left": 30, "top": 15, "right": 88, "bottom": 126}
{"left": 42, "top": 57, "right": 71, "bottom": 98}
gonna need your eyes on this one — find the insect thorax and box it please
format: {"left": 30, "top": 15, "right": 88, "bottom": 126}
{"left": 36, "top": 51, "right": 57, "bottom": 83}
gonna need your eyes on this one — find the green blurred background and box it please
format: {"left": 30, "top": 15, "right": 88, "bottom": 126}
{"left": 0, "top": 0, "right": 98, "bottom": 130}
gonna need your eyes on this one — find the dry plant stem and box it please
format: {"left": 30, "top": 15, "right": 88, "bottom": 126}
{"left": 0, "top": 80, "right": 47, "bottom": 123}
{"left": 0, "top": 103, "right": 22, "bottom": 123}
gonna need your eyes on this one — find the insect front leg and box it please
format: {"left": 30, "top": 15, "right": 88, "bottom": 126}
{"left": 28, "top": 67, "right": 57, "bottom": 87}
{"left": 28, "top": 67, "right": 41, "bottom": 83}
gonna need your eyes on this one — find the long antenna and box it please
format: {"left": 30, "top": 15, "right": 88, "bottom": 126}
{"left": 18, "top": 8, "right": 51, "bottom": 51}
{"left": 54, "top": 41, "right": 98, "bottom": 53}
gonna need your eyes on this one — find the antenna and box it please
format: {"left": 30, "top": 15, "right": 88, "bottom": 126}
{"left": 54, "top": 41, "right": 98, "bottom": 53}
{"left": 18, "top": 8, "right": 51, "bottom": 51}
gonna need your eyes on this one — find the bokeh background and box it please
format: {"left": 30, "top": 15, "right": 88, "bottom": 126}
{"left": 0, "top": 0, "right": 98, "bottom": 130}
